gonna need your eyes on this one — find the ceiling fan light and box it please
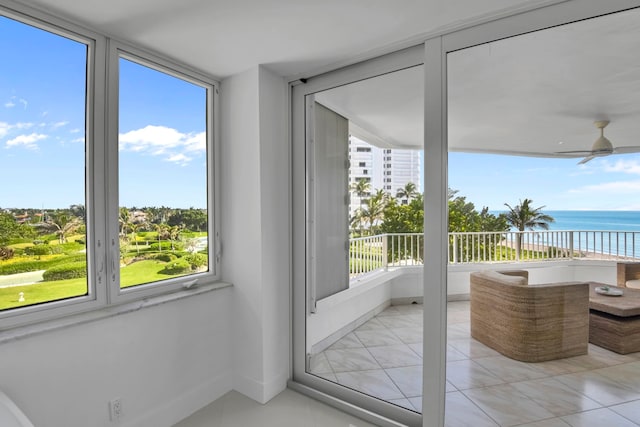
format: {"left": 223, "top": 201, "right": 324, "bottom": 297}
{"left": 592, "top": 135, "right": 613, "bottom": 153}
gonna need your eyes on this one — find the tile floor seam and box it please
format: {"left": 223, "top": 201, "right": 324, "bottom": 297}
{"left": 457, "top": 388, "right": 504, "bottom": 427}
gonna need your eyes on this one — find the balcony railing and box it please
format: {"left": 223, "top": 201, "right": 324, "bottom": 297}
{"left": 349, "top": 230, "right": 640, "bottom": 279}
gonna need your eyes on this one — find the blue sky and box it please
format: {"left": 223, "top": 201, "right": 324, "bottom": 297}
{"left": 0, "top": 15, "right": 207, "bottom": 210}
{"left": 449, "top": 152, "right": 640, "bottom": 212}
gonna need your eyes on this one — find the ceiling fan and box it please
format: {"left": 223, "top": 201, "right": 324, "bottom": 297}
{"left": 556, "top": 120, "right": 640, "bottom": 164}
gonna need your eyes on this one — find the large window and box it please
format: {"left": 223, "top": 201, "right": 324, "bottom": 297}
{"left": 0, "top": 15, "right": 89, "bottom": 312}
{"left": 117, "top": 56, "right": 210, "bottom": 290}
{"left": 0, "top": 9, "right": 218, "bottom": 327}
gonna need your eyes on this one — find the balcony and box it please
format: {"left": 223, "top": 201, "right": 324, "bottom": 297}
{"left": 307, "top": 230, "right": 640, "bottom": 424}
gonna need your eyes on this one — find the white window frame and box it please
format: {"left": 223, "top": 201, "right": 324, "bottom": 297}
{"left": 0, "top": 2, "right": 221, "bottom": 329}
{"left": 106, "top": 41, "right": 220, "bottom": 305}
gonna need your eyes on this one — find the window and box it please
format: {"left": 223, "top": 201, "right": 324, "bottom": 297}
{"left": 358, "top": 162, "right": 366, "bottom": 167}
{"left": 356, "top": 146, "right": 371, "bottom": 152}
{"left": 0, "top": 15, "right": 89, "bottom": 313}
{"left": 0, "top": 10, "right": 218, "bottom": 327}
{"left": 362, "top": 169, "right": 368, "bottom": 175}
{"left": 117, "top": 56, "right": 209, "bottom": 290}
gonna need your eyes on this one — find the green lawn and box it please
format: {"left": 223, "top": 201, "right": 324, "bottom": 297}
{"left": 0, "top": 259, "right": 195, "bottom": 311}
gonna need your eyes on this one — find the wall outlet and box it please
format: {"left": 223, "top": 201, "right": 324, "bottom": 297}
{"left": 109, "top": 398, "right": 122, "bottom": 423}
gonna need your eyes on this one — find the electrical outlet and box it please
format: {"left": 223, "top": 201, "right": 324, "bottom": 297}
{"left": 109, "top": 398, "right": 122, "bottom": 422}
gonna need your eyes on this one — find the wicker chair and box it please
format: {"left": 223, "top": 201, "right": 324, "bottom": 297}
{"left": 470, "top": 270, "right": 589, "bottom": 362}
{"left": 617, "top": 262, "right": 640, "bottom": 289}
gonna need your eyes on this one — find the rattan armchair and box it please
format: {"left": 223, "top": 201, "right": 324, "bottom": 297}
{"left": 470, "top": 270, "right": 589, "bottom": 362}
{"left": 617, "top": 262, "right": 640, "bottom": 289}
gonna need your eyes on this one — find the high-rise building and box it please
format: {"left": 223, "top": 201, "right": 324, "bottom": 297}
{"left": 348, "top": 135, "right": 421, "bottom": 217}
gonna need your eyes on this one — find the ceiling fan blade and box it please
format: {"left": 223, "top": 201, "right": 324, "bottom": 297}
{"left": 578, "top": 155, "right": 595, "bottom": 165}
{"left": 613, "top": 146, "right": 640, "bottom": 154}
{"left": 555, "top": 150, "right": 594, "bottom": 155}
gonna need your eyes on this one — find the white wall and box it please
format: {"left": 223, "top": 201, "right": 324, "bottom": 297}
{"left": 0, "top": 288, "right": 233, "bottom": 427}
{"left": 448, "top": 260, "right": 617, "bottom": 296}
{"left": 221, "top": 65, "right": 290, "bottom": 404}
{"left": 308, "top": 260, "right": 619, "bottom": 352}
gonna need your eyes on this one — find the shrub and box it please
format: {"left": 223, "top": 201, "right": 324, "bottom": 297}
{"left": 149, "top": 241, "right": 184, "bottom": 251}
{"left": 42, "top": 261, "right": 87, "bottom": 281}
{"left": 149, "top": 242, "right": 173, "bottom": 251}
{"left": 183, "top": 253, "right": 207, "bottom": 269}
{"left": 25, "top": 245, "right": 63, "bottom": 256}
{"left": 74, "top": 238, "right": 85, "bottom": 245}
{"left": 0, "top": 253, "right": 86, "bottom": 275}
{"left": 154, "top": 253, "right": 177, "bottom": 262}
{"left": 0, "top": 247, "right": 14, "bottom": 261}
{"left": 159, "top": 259, "right": 191, "bottom": 275}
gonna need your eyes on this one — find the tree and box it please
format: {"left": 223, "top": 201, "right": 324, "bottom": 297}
{"left": 350, "top": 179, "right": 371, "bottom": 201}
{"left": 396, "top": 182, "right": 418, "bottom": 203}
{"left": 504, "top": 198, "right": 555, "bottom": 258}
{"left": 119, "top": 207, "right": 131, "bottom": 239}
{"left": 168, "top": 208, "right": 208, "bottom": 232}
{"left": 36, "top": 213, "right": 83, "bottom": 244}
{"left": 380, "top": 194, "right": 424, "bottom": 234}
{"left": 0, "top": 212, "right": 36, "bottom": 246}
{"left": 360, "top": 189, "right": 389, "bottom": 235}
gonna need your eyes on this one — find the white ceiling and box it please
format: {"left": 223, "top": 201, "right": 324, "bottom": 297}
{"left": 19, "top": 0, "right": 554, "bottom": 79}
{"left": 316, "top": 7, "right": 640, "bottom": 159}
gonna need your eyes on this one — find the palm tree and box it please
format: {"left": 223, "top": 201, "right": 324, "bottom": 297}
{"left": 350, "top": 180, "right": 371, "bottom": 236}
{"left": 36, "top": 214, "right": 83, "bottom": 244}
{"left": 361, "top": 189, "right": 389, "bottom": 235}
{"left": 396, "top": 182, "right": 418, "bottom": 203}
{"left": 504, "top": 198, "right": 555, "bottom": 259}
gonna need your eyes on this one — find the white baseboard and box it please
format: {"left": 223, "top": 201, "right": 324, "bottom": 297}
{"left": 233, "top": 370, "right": 288, "bottom": 404}
{"left": 123, "top": 372, "right": 233, "bottom": 427}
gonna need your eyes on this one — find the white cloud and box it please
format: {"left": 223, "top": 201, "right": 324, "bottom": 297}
{"left": 0, "top": 122, "right": 34, "bottom": 138}
{"left": 165, "top": 153, "right": 192, "bottom": 166}
{"left": 71, "top": 137, "right": 85, "bottom": 144}
{"left": 0, "top": 122, "right": 9, "bottom": 138}
{"left": 51, "top": 121, "right": 69, "bottom": 129}
{"left": 119, "top": 125, "right": 205, "bottom": 165}
{"left": 70, "top": 128, "right": 81, "bottom": 134}
{"left": 18, "top": 99, "right": 27, "bottom": 109}
{"left": 5, "top": 133, "right": 47, "bottom": 150}
{"left": 602, "top": 159, "right": 640, "bottom": 175}
{"left": 184, "top": 132, "right": 206, "bottom": 152}
{"left": 4, "top": 101, "right": 15, "bottom": 108}
{"left": 569, "top": 180, "right": 640, "bottom": 194}
{"left": 14, "top": 122, "right": 34, "bottom": 130}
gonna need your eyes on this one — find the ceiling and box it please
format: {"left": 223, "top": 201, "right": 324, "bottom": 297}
{"left": 19, "top": 0, "right": 554, "bottom": 79}
{"left": 316, "top": 6, "right": 640, "bottom": 160}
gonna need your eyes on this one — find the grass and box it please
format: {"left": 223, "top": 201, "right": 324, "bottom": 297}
{"left": 0, "top": 279, "right": 87, "bottom": 310}
{"left": 0, "top": 258, "right": 198, "bottom": 311}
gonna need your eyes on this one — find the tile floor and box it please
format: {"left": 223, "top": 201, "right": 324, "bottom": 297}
{"left": 308, "top": 301, "right": 640, "bottom": 426}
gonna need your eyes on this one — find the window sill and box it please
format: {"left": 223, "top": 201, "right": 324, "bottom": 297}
{"left": 0, "top": 281, "right": 233, "bottom": 345}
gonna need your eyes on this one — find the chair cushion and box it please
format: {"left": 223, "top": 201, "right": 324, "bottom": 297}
{"left": 626, "top": 279, "right": 640, "bottom": 289}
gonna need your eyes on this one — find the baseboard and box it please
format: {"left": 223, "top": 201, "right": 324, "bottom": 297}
{"left": 310, "top": 300, "right": 390, "bottom": 354}
{"left": 233, "top": 370, "right": 288, "bottom": 404}
{"left": 390, "top": 297, "right": 423, "bottom": 305}
{"left": 123, "top": 372, "right": 233, "bottom": 427}
{"left": 447, "top": 293, "right": 470, "bottom": 302}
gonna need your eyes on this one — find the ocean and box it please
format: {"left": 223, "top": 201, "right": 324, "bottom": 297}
{"left": 539, "top": 210, "right": 640, "bottom": 232}
{"left": 490, "top": 210, "right": 640, "bottom": 258}
{"left": 490, "top": 210, "right": 640, "bottom": 232}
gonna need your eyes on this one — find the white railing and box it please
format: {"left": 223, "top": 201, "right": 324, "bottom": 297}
{"left": 349, "top": 230, "right": 640, "bottom": 278}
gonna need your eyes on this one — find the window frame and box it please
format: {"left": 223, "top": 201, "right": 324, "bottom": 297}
{"left": 0, "top": 4, "right": 220, "bottom": 329}
{"left": 106, "top": 41, "right": 220, "bottom": 305}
